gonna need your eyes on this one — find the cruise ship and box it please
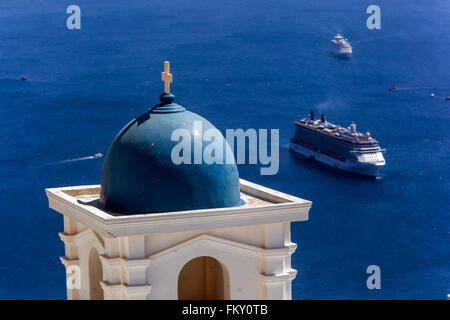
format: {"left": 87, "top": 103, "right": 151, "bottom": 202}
{"left": 290, "top": 111, "right": 386, "bottom": 176}
{"left": 331, "top": 34, "right": 352, "bottom": 58}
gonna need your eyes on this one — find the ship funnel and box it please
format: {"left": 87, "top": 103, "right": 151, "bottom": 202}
{"left": 350, "top": 121, "right": 357, "bottom": 133}
{"left": 310, "top": 110, "right": 315, "bottom": 120}
{"left": 321, "top": 113, "right": 326, "bottom": 123}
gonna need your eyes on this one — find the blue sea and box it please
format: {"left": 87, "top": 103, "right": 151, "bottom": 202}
{"left": 0, "top": 0, "right": 449, "bottom": 299}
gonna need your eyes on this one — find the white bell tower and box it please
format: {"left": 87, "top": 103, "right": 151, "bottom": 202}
{"left": 46, "top": 61, "right": 312, "bottom": 300}
{"left": 46, "top": 179, "right": 311, "bottom": 300}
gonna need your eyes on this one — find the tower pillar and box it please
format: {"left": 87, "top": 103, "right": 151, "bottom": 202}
{"left": 99, "top": 236, "right": 152, "bottom": 300}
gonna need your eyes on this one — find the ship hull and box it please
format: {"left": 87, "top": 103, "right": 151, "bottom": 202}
{"left": 332, "top": 48, "right": 352, "bottom": 59}
{"left": 290, "top": 141, "right": 381, "bottom": 177}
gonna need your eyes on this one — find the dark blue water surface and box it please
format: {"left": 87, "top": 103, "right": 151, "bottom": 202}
{"left": 0, "top": 0, "right": 449, "bottom": 299}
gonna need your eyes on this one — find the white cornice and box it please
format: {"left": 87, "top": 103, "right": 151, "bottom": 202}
{"left": 59, "top": 229, "right": 105, "bottom": 254}
{"left": 60, "top": 256, "right": 80, "bottom": 268}
{"left": 46, "top": 179, "right": 311, "bottom": 238}
{"left": 124, "top": 285, "right": 153, "bottom": 299}
{"left": 263, "top": 269, "right": 297, "bottom": 284}
{"left": 100, "top": 281, "right": 152, "bottom": 300}
{"left": 100, "top": 255, "right": 151, "bottom": 268}
{"left": 149, "top": 234, "right": 264, "bottom": 261}
{"left": 148, "top": 234, "right": 295, "bottom": 262}
{"left": 264, "top": 242, "right": 297, "bottom": 258}
{"left": 99, "top": 255, "right": 123, "bottom": 266}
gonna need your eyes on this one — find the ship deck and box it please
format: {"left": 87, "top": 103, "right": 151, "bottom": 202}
{"left": 294, "top": 120, "right": 378, "bottom": 146}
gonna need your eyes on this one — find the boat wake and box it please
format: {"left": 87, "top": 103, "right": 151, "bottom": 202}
{"left": 31, "top": 153, "right": 104, "bottom": 168}
{"left": 0, "top": 75, "right": 53, "bottom": 82}
{"left": 393, "top": 86, "right": 450, "bottom": 91}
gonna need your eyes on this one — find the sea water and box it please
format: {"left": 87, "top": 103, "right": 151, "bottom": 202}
{"left": 0, "top": 0, "right": 448, "bottom": 299}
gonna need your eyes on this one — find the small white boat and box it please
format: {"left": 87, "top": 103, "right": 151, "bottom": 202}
{"left": 331, "top": 34, "right": 352, "bottom": 58}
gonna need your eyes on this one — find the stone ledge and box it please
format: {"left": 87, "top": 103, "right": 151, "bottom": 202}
{"left": 46, "top": 179, "right": 311, "bottom": 238}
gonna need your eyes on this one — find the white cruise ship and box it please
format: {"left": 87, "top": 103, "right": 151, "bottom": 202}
{"left": 290, "top": 111, "right": 386, "bottom": 177}
{"left": 331, "top": 34, "right": 352, "bottom": 58}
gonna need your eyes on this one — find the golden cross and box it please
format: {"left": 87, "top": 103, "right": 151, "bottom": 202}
{"left": 161, "top": 61, "right": 173, "bottom": 94}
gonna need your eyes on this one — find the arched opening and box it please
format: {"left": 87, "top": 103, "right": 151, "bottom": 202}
{"left": 178, "top": 256, "right": 230, "bottom": 300}
{"left": 88, "top": 248, "right": 104, "bottom": 300}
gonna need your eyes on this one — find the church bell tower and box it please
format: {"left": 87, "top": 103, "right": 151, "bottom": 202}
{"left": 46, "top": 61, "right": 312, "bottom": 300}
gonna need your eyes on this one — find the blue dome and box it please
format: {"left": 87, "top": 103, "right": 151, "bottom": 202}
{"left": 100, "top": 93, "right": 241, "bottom": 214}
